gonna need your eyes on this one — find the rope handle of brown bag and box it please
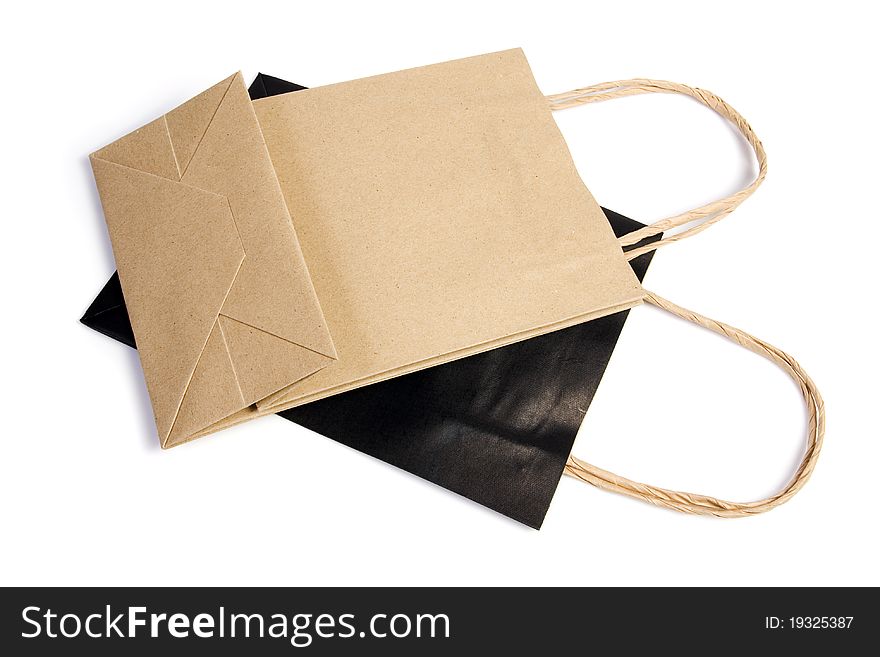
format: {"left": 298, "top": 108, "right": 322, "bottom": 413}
{"left": 564, "top": 290, "right": 825, "bottom": 516}
{"left": 547, "top": 79, "right": 768, "bottom": 261}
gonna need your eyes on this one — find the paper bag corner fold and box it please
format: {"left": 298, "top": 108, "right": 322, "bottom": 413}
{"left": 90, "top": 72, "right": 336, "bottom": 447}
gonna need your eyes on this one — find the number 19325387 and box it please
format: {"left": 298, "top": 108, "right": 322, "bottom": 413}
{"left": 765, "top": 616, "right": 854, "bottom": 630}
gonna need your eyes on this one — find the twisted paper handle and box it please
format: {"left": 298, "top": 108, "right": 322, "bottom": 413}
{"left": 564, "top": 291, "right": 825, "bottom": 516}
{"left": 547, "top": 79, "right": 768, "bottom": 260}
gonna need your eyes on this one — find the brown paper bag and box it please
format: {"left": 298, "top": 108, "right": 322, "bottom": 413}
{"left": 90, "top": 51, "right": 825, "bottom": 518}
{"left": 91, "top": 51, "right": 645, "bottom": 444}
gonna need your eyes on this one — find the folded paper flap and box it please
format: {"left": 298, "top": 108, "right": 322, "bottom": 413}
{"left": 91, "top": 73, "right": 336, "bottom": 445}
{"left": 217, "top": 315, "right": 335, "bottom": 401}
{"left": 167, "top": 321, "right": 246, "bottom": 447}
{"left": 90, "top": 155, "right": 246, "bottom": 442}
{"left": 178, "top": 75, "right": 337, "bottom": 366}
{"left": 165, "top": 74, "right": 236, "bottom": 176}
{"left": 92, "top": 116, "right": 181, "bottom": 181}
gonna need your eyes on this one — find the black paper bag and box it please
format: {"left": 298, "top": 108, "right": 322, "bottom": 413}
{"left": 81, "top": 73, "right": 657, "bottom": 528}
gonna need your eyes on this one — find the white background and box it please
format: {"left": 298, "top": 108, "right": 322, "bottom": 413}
{"left": 1, "top": 1, "right": 877, "bottom": 586}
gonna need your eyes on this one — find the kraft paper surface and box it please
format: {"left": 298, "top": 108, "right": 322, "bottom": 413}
{"left": 252, "top": 49, "right": 642, "bottom": 412}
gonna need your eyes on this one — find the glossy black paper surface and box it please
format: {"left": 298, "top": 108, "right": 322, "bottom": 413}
{"left": 81, "top": 73, "right": 656, "bottom": 528}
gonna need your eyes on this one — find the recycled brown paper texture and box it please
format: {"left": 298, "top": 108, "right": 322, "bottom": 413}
{"left": 90, "top": 73, "right": 336, "bottom": 447}
{"left": 251, "top": 48, "right": 643, "bottom": 411}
